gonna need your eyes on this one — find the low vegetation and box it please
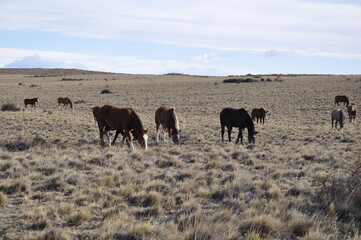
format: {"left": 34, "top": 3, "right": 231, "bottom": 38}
{"left": 0, "top": 69, "right": 360, "bottom": 239}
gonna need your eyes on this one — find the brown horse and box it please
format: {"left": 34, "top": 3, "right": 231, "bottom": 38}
{"left": 97, "top": 105, "right": 148, "bottom": 149}
{"left": 251, "top": 108, "right": 269, "bottom": 124}
{"left": 347, "top": 104, "right": 358, "bottom": 123}
{"left": 92, "top": 106, "right": 137, "bottom": 146}
{"left": 155, "top": 106, "right": 180, "bottom": 144}
{"left": 58, "top": 97, "right": 73, "bottom": 109}
{"left": 334, "top": 95, "right": 349, "bottom": 107}
{"left": 24, "top": 98, "right": 39, "bottom": 108}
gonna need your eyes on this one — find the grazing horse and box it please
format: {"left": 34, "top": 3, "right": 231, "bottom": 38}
{"left": 155, "top": 106, "right": 180, "bottom": 144}
{"left": 92, "top": 106, "right": 137, "bottom": 146}
{"left": 251, "top": 108, "right": 269, "bottom": 124}
{"left": 220, "top": 108, "right": 257, "bottom": 145}
{"left": 334, "top": 95, "right": 349, "bottom": 107}
{"left": 24, "top": 98, "right": 39, "bottom": 108}
{"left": 331, "top": 109, "right": 346, "bottom": 132}
{"left": 58, "top": 97, "right": 73, "bottom": 109}
{"left": 347, "top": 104, "right": 358, "bottom": 123}
{"left": 97, "top": 105, "right": 148, "bottom": 149}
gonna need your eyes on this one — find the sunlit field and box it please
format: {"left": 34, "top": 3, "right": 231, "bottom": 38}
{"left": 0, "top": 69, "right": 360, "bottom": 239}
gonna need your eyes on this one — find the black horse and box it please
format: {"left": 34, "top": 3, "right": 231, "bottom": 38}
{"left": 220, "top": 108, "right": 257, "bottom": 144}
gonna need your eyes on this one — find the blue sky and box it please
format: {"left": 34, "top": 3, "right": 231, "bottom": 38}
{"left": 1, "top": 0, "right": 361, "bottom": 76}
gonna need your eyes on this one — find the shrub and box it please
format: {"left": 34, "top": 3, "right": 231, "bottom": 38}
{"left": 0, "top": 192, "right": 8, "bottom": 207}
{"left": 223, "top": 78, "right": 258, "bottom": 83}
{"left": 314, "top": 158, "right": 361, "bottom": 224}
{"left": 101, "top": 89, "right": 112, "bottom": 94}
{"left": 1, "top": 103, "right": 20, "bottom": 111}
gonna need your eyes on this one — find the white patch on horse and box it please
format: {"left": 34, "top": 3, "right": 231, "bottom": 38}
{"left": 143, "top": 134, "right": 148, "bottom": 150}
{"left": 156, "top": 132, "right": 160, "bottom": 142}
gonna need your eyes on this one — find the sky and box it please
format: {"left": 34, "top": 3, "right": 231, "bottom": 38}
{"left": 1, "top": 0, "right": 361, "bottom": 76}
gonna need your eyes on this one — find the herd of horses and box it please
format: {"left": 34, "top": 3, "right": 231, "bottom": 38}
{"left": 24, "top": 97, "right": 73, "bottom": 109}
{"left": 331, "top": 95, "right": 358, "bottom": 132}
{"left": 22, "top": 94, "right": 357, "bottom": 150}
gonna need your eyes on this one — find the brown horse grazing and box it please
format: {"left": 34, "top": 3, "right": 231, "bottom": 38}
{"left": 97, "top": 105, "right": 148, "bottom": 149}
{"left": 24, "top": 98, "right": 40, "bottom": 108}
{"left": 347, "top": 104, "right": 358, "bottom": 123}
{"left": 92, "top": 106, "right": 137, "bottom": 146}
{"left": 155, "top": 106, "right": 180, "bottom": 144}
{"left": 251, "top": 108, "right": 269, "bottom": 124}
{"left": 58, "top": 97, "right": 73, "bottom": 109}
{"left": 334, "top": 95, "right": 349, "bottom": 107}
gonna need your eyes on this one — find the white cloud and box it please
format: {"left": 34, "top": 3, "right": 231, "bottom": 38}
{"left": 1, "top": 0, "right": 361, "bottom": 58}
{"left": 0, "top": 48, "right": 234, "bottom": 75}
{"left": 192, "top": 53, "right": 229, "bottom": 63}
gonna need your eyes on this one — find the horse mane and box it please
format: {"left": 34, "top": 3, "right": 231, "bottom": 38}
{"left": 130, "top": 108, "right": 144, "bottom": 132}
{"left": 171, "top": 111, "right": 179, "bottom": 131}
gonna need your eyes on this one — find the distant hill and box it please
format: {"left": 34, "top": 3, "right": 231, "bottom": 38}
{"left": 0, "top": 68, "right": 112, "bottom": 76}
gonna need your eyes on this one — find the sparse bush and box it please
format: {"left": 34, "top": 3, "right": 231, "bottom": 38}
{"left": 314, "top": 158, "right": 361, "bottom": 225}
{"left": 1, "top": 103, "right": 20, "bottom": 111}
{"left": 223, "top": 78, "right": 258, "bottom": 83}
{"left": 0, "top": 192, "right": 8, "bottom": 207}
{"left": 67, "top": 207, "right": 91, "bottom": 226}
{"left": 38, "top": 228, "right": 71, "bottom": 240}
{"left": 101, "top": 89, "right": 112, "bottom": 94}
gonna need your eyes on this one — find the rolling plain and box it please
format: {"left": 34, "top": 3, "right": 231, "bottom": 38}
{"left": 0, "top": 69, "right": 360, "bottom": 239}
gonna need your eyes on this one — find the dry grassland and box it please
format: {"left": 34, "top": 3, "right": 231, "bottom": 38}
{"left": 0, "top": 69, "right": 360, "bottom": 239}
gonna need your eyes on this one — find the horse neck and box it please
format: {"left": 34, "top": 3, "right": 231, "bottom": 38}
{"left": 130, "top": 112, "right": 144, "bottom": 138}
{"left": 170, "top": 112, "right": 179, "bottom": 133}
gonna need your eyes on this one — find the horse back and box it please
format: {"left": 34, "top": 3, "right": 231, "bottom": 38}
{"left": 155, "top": 106, "right": 177, "bottom": 129}
{"left": 220, "top": 108, "right": 249, "bottom": 127}
{"left": 99, "top": 105, "right": 133, "bottom": 130}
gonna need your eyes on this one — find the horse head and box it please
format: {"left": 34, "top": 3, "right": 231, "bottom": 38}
{"left": 248, "top": 131, "right": 258, "bottom": 144}
{"left": 171, "top": 129, "right": 180, "bottom": 145}
{"left": 138, "top": 128, "right": 148, "bottom": 149}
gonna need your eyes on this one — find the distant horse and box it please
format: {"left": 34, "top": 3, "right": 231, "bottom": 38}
{"left": 97, "top": 105, "right": 148, "bottom": 149}
{"left": 347, "top": 104, "right": 358, "bottom": 123}
{"left": 24, "top": 98, "right": 39, "bottom": 108}
{"left": 331, "top": 109, "right": 346, "bottom": 132}
{"left": 334, "top": 95, "right": 349, "bottom": 107}
{"left": 251, "top": 108, "right": 269, "bottom": 124}
{"left": 92, "top": 106, "right": 137, "bottom": 146}
{"left": 155, "top": 106, "right": 180, "bottom": 144}
{"left": 58, "top": 97, "right": 73, "bottom": 109}
{"left": 220, "top": 108, "right": 257, "bottom": 144}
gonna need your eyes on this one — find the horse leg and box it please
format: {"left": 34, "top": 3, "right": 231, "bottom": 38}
{"left": 112, "top": 130, "right": 123, "bottom": 146}
{"left": 124, "top": 130, "right": 134, "bottom": 150}
{"left": 105, "top": 132, "right": 112, "bottom": 147}
{"left": 221, "top": 124, "right": 225, "bottom": 142}
{"left": 331, "top": 118, "right": 334, "bottom": 130}
{"left": 168, "top": 128, "right": 173, "bottom": 144}
{"left": 99, "top": 128, "right": 105, "bottom": 146}
{"left": 235, "top": 127, "right": 243, "bottom": 145}
{"left": 162, "top": 127, "right": 167, "bottom": 142}
{"left": 156, "top": 123, "right": 160, "bottom": 142}
{"left": 227, "top": 126, "right": 232, "bottom": 143}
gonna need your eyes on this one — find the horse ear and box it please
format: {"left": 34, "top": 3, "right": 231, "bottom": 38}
{"left": 170, "top": 107, "right": 175, "bottom": 112}
{"left": 143, "top": 128, "right": 148, "bottom": 134}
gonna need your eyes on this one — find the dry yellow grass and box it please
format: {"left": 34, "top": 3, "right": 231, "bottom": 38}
{"left": 0, "top": 69, "right": 360, "bottom": 239}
